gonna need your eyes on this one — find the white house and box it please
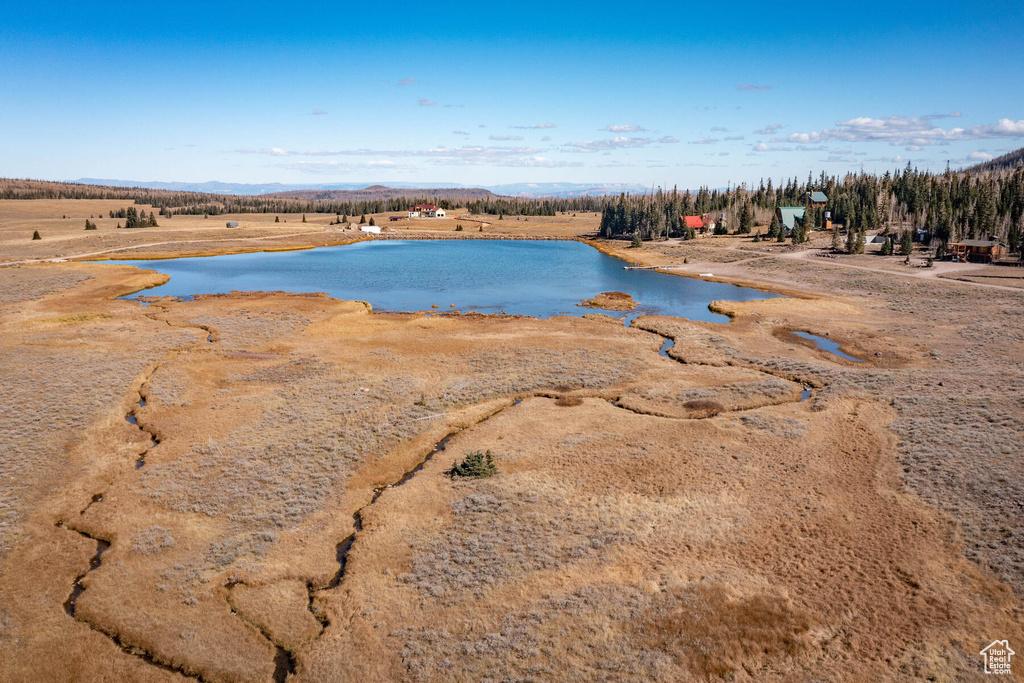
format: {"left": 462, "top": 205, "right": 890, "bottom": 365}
{"left": 359, "top": 225, "right": 380, "bottom": 234}
{"left": 408, "top": 204, "right": 446, "bottom": 218}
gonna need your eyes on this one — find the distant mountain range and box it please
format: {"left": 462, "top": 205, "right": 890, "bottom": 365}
{"left": 73, "top": 178, "right": 651, "bottom": 199}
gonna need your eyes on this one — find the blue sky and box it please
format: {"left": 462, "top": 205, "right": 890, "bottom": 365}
{"left": 2, "top": 1, "right": 1023, "bottom": 189}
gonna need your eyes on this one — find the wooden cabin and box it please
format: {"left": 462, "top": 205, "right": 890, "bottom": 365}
{"left": 948, "top": 239, "right": 1005, "bottom": 263}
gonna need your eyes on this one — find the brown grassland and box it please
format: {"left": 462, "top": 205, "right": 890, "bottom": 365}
{"left": 0, "top": 201, "right": 1022, "bottom": 682}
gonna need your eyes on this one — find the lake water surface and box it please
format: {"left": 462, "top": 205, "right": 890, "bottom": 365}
{"left": 110, "top": 240, "right": 783, "bottom": 323}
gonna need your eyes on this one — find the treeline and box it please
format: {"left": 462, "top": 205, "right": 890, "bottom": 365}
{"left": 600, "top": 164, "right": 1024, "bottom": 255}
{"left": 464, "top": 197, "right": 605, "bottom": 216}
{"left": 5, "top": 163, "right": 1024, "bottom": 255}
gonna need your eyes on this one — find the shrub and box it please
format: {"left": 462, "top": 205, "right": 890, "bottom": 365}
{"left": 683, "top": 399, "right": 724, "bottom": 417}
{"left": 447, "top": 450, "right": 497, "bottom": 478}
{"left": 630, "top": 232, "right": 642, "bottom": 248}
{"left": 32, "top": 230, "right": 40, "bottom": 240}
{"left": 455, "top": 225, "right": 463, "bottom": 231}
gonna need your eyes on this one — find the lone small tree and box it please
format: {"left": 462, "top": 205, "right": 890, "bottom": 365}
{"left": 900, "top": 230, "right": 913, "bottom": 256}
{"left": 32, "top": 230, "right": 41, "bottom": 240}
{"left": 738, "top": 202, "right": 753, "bottom": 234}
{"left": 446, "top": 450, "right": 497, "bottom": 478}
{"left": 275, "top": 215, "right": 280, "bottom": 223}
{"left": 302, "top": 214, "right": 307, "bottom": 223}
{"left": 630, "top": 231, "right": 642, "bottom": 248}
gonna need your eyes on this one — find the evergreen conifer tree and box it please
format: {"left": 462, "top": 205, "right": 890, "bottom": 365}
{"left": 900, "top": 230, "right": 913, "bottom": 256}
{"left": 32, "top": 230, "right": 41, "bottom": 240}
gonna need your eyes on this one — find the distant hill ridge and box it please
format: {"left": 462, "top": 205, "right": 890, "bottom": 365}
{"left": 72, "top": 178, "right": 651, "bottom": 198}
{"left": 264, "top": 186, "right": 496, "bottom": 201}
{"left": 965, "top": 146, "right": 1024, "bottom": 173}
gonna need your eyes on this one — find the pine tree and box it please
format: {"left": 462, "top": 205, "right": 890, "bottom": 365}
{"left": 368, "top": 217, "right": 375, "bottom": 226}
{"left": 359, "top": 214, "right": 366, "bottom": 224}
{"left": 738, "top": 202, "right": 753, "bottom": 234}
{"left": 900, "top": 229, "right": 913, "bottom": 256}
{"left": 831, "top": 224, "right": 841, "bottom": 251}
{"left": 32, "top": 230, "right": 41, "bottom": 240}
{"left": 275, "top": 215, "right": 280, "bottom": 222}
{"left": 846, "top": 223, "right": 857, "bottom": 253}
{"left": 124, "top": 206, "right": 139, "bottom": 229}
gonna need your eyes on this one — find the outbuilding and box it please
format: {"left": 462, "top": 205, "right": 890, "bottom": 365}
{"left": 359, "top": 225, "right": 381, "bottom": 234}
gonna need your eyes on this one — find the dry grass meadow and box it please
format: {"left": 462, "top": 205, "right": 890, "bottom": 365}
{"left": 0, "top": 202, "right": 1022, "bottom": 682}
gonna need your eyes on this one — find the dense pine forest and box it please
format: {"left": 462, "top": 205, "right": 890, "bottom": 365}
{"left": 599, "top": 163, "right": 1024, "bottom": 256}
{"left": 3, "top": 156, "right": 1023, "bottom": 256}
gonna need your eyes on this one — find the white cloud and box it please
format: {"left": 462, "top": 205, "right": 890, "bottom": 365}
{"left": 513, "top": 123, "right": 557, "bottom": 129}
{"left": 724, "top": 135, "right": 745, "bottom": 141}
{"left": 565, "top": 136, "right": 654, "bottom": 152}
{"left": 453, "top": 130, "right": 470, "bottom": 136}
{"left": 784, "top": 113, "right": 1024, "bottom": 147}
{"left": 605, "top": 124, "right": 645, "bottom": 132}
{"left": 418, "top": 98, "right": 436, "bottom": 106}
{"left": 688, "top": 138, "right": 719, "bottom": 145}
{"left": 658, "top": 136, "right": 679, "bottom": 144}
{"left": 309, "top": 109, "right": 327, "bottom": 116}
{"left": 710, "top": 126, "right": 729, "bottom": 132}
{"left": 737, "top": 84, "right": 771, "bottom": 91}
{"left": 489, "top": 134, "right": 525, "bottom": 141}
{"left": 398, "top": 78, "right": 416, "bottom": 86}
{"left": 968, "top": 151, "right": 994, "bottom": 161}
{"left": 753, "top": 124, "right": 782, "bottom": 135}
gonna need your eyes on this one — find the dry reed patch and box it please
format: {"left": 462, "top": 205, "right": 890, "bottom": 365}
{"left": 554, "top": 395, "right": 584, "bottom": 406}
{"left": 643, "top": 583, "right": 812, "bottom": 678}
{"left": 682, "top": 398, "right": 725, "bottom": 417}
{"left": 230, "top": 581, "right": 323, "bottom": 651}
{"left": 579, "top": 290, "right": 638, "bottom": 311}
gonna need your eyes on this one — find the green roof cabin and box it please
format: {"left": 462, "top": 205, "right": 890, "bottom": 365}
{"left": 776, "top": 206, "right": 806, "bottom": 234}
{"left": 805, "top": 191, "right": 828, "bottom": 207}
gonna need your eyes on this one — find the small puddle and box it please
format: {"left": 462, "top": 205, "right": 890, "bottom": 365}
{"left": 126, "top": 414, "right": 138, "bottom": 426}
{"left": 792, "top": 331, "right": 863, "bottom": 362}
{"left": 658, "top": 337, "right": 675, "bottom": 357}
{"left": 800, "top": 387, "right": 813, "bottom": 401}
{"left": 273, "top": 648, "right": 296, "bottom": 683}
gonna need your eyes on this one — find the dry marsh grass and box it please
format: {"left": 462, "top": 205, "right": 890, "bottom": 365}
{"left": 0, "top": 208, "right": 1022, "bottom": 682}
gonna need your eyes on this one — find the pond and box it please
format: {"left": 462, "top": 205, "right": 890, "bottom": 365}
{"left": 108, "top": 239, "right": 784, "bottom": 323}
{"left": 791, "top": 331, "right": 864, "bottom": 362}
